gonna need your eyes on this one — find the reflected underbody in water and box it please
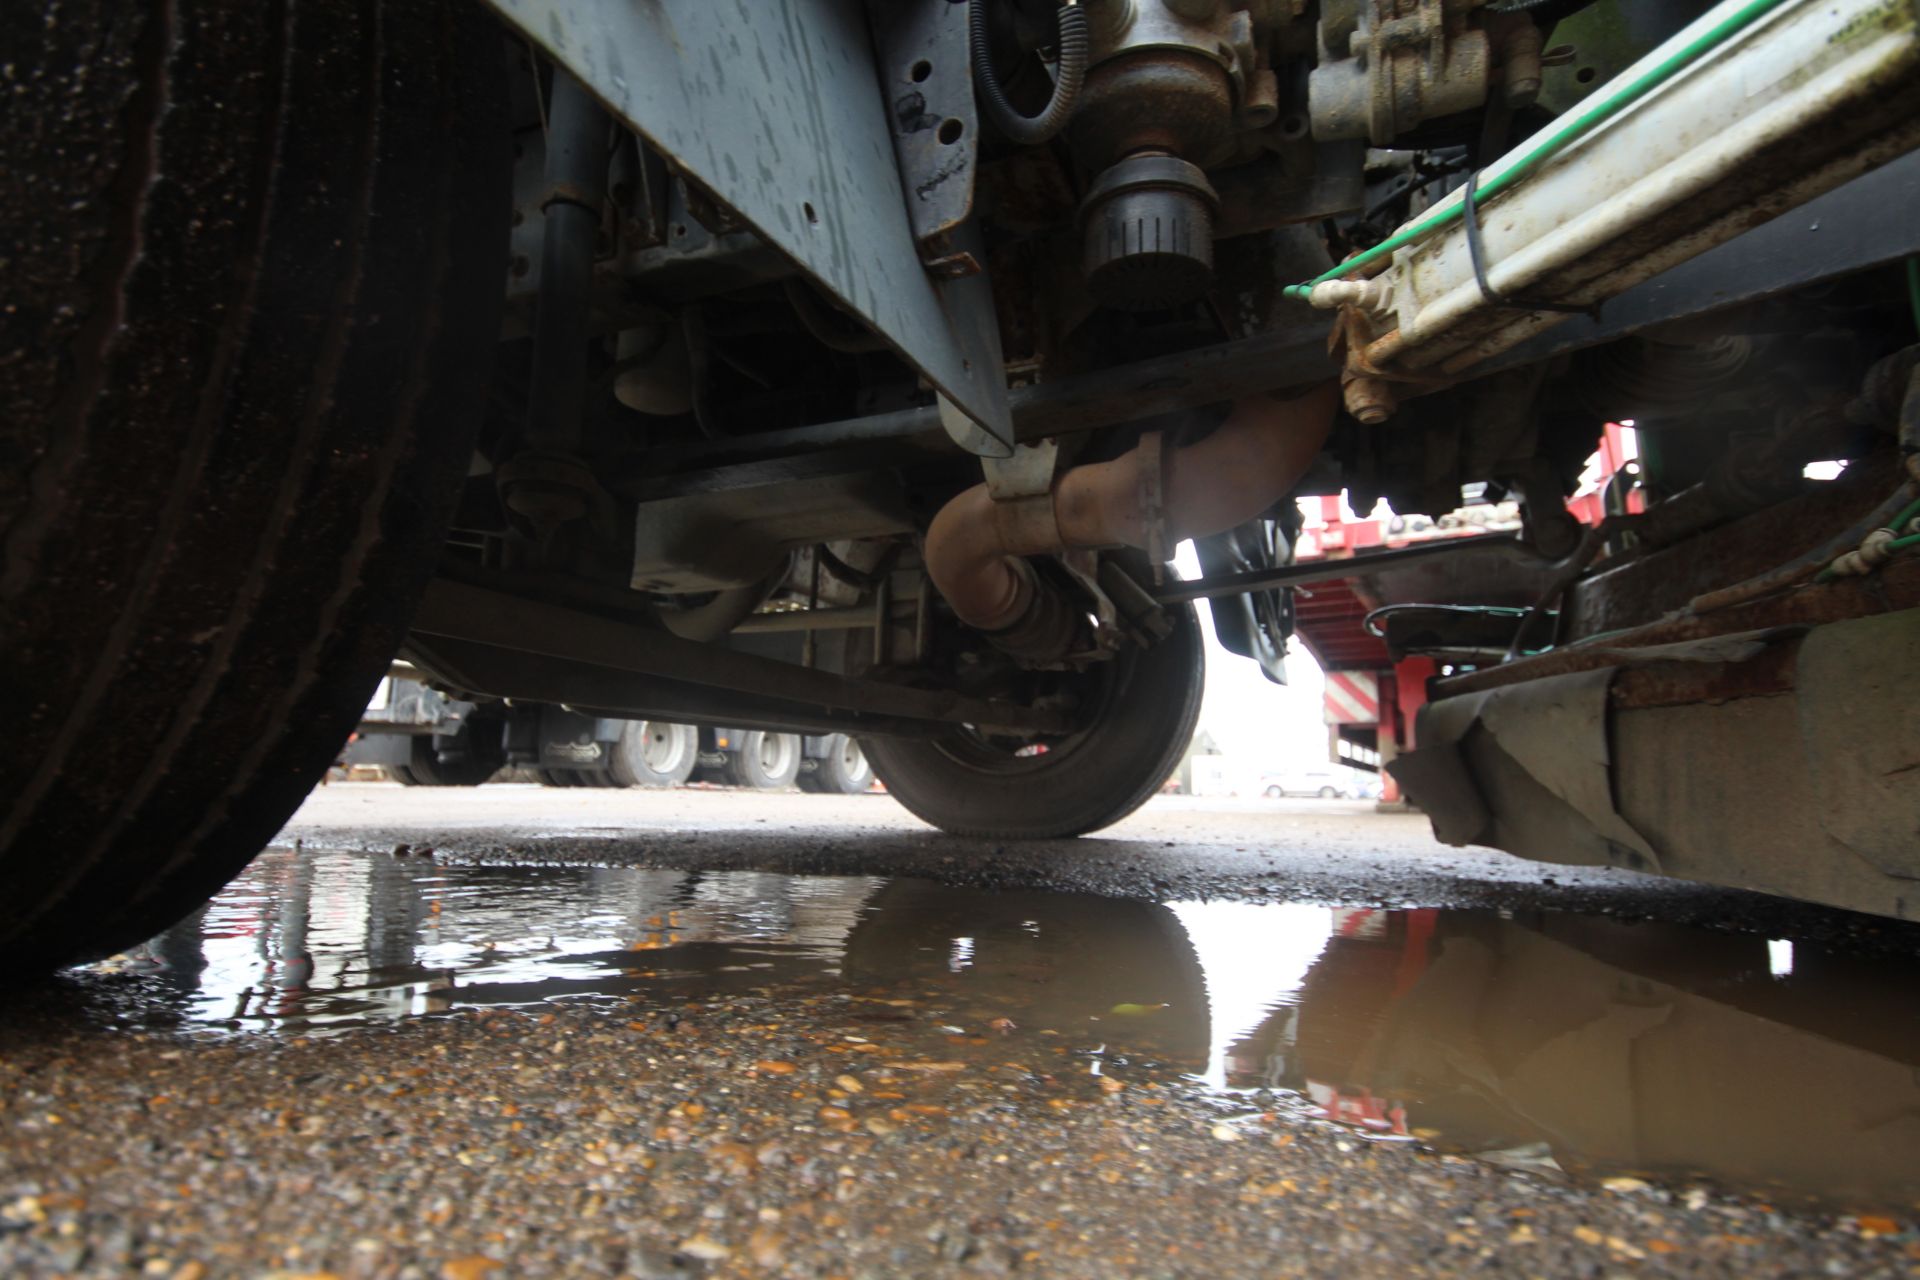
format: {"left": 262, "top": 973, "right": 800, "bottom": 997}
{"left": 86, "top": 846, "right": 1920, "bottom": 1214}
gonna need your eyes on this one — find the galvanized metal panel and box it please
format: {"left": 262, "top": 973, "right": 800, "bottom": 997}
{"left": 486, "top": 0, "right": 1013, "bottom": 454}
{"left": 867, "top": 0, "right": 978, "bottom": 247}
{"left": 1795, "top": 609, "right": 1920, "bottom": 878}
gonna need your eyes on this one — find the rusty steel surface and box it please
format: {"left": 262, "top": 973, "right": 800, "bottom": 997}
{"left": 1564, "top": 467, "right": 1901, "bottom": 638}
{"left": 482, "top": 0, "right": 1014, "bottom": 453}
{"left": 1606, "top": 636, "right": 1801, "bottom": 712}
{"left": 1435, "top": 559, "right": 1920, "bottom": 699}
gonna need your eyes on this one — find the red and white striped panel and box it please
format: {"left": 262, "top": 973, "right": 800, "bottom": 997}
{"left": 1323, "top": 671, "right": 1380, "bottom": 725}
{"left": 1331, "top": 907, "right": 1387, "bottom": 940}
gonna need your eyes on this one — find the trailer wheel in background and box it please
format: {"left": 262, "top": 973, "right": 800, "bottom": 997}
{"left": 395, "top": 716, "right": 505, "bottom": 787}
{"left": 724, "top": 732, "right": 803, "bottom": 789}
{"left": 802, "top": 735, "right": 874, "bottom": 795}
{"left": 606, "top": 722, "right": 699, "bottom": 788}
{"left": 535, "top": 769, "right": 581, "bottom": 787}
{"left": 384, "top": 765, "right": 424, "bottom": 787}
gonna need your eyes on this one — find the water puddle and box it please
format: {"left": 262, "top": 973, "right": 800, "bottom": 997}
{"left": 85, "top": 846, "right": 1920, "bottom": 1212}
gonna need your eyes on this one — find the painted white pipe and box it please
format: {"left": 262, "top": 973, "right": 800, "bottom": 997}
{"left": 1327, "top": 0, "right": 1920, "bottom": 381}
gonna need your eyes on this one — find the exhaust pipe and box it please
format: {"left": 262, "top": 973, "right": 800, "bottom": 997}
{"left": 925, "top": 383, "right": 1338, "bottom": 657}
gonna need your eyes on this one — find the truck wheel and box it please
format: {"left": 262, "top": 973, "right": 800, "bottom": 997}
{"left": 725, "top": 732, "right": 803, "bottom": 789}
{"left": 0, "top": 0, "right": 510, "bottom": 971}
{"left": 606, "top": 722, "right": 699, "bottom": 788}
{"left": 384, "top": 766, "right": 424, "bottom": 787}
{"left": 861, "top": 605, "right": 1203, "bottom": 837}
{"left": 535, "top": 769, "right": 581, "bottom": 787}
{"left": 399, "top": 719, "right": 505, "bottom": 787}
{"left": 807, "top": 735, "right": 875, "bottom": 795}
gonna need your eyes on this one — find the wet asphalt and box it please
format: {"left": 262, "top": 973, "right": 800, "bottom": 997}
{"left": 3, "top": 784, "right": 1919, "bottom": 1278}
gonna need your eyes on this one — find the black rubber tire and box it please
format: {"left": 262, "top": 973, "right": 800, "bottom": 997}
{"left": 0, "top": 0, "right": 511, "bottom": 970}
{"left": 724, "top": 732, "right": 803, "bottom": 789}
{"left": 861, "top": 605, "right": 1204, "bottom": 837}
{"left": 400, "top": 721, "right": 505, "bottom": 787}
{"left": 810, "top": 734, "right": 875, "bottom": 795}
{"left": 535, "top": 769, "right": 582, "bottom": 788}
{"left": 606, "top": 721, "right": 699, "bottom": 788}
{"left": 384, "top": 765, "right": 424, "bottom": 787}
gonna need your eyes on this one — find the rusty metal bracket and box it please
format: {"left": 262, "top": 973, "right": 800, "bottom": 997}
{"left": 867, "top": 0, "right": 980, "bottom": 253}
{"left": 1327, "top": 304, "right": 1452, "bottom": 424}
{"left": 1059, "top": 549, "right": 1126, "bottom": 662}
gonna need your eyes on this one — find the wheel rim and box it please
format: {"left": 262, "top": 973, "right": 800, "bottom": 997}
{"left": 926, "top": 650, "right": 1125, "bottom": 778}
{"left": 840, "top": 737, "right": 870, "bottom": 784}
{"left": 760, "top": 733, "right": 798, "bottom": 778}
{"left": 638, "top": 722, "right": 689, "bottom": 775}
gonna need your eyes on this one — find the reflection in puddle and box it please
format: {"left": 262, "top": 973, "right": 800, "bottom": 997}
{"left": 95, "top": 847, "right": 1920, "bottom": 1211}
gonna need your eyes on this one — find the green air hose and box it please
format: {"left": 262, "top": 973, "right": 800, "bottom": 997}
{"left": 1284, "top": 0, "right": 1800, "bottom": 302}
{"left": 1813, "top": 529, "right": 1920, "bottom": 582}
{"left": 1887, "top": 496, "right": 1920, "bottom": 536}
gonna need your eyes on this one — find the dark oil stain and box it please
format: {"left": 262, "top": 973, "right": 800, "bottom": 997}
{"left": 893, "top": 90, "right": 938, "bottom": 134}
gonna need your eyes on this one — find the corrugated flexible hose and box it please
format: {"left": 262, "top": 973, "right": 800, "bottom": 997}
{"left": 970, "top": 0, "right": 1088, "bottom": 146}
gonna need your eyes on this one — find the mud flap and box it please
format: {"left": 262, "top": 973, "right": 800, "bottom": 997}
{"left": 1389, "top": 615, "right": 1920, "bottom": 914}
{"left": 1796, "top": 610, "right": 1920, "bottom": 870}
{"left": 1389, "top": 667, "right": 1664, "bottom": 874}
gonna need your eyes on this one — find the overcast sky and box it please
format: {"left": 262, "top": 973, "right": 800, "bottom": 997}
{"left": 1172, "top": 540, "right": 1332, "bottom": 772}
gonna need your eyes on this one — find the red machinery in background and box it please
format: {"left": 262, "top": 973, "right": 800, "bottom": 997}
{"left": 1292, "top": 425, "right": 1640, "bottom": 807}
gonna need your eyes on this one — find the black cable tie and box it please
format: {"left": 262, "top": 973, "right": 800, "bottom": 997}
{"left": 1462, "top": 169, "right": 1601, "bottom": 320}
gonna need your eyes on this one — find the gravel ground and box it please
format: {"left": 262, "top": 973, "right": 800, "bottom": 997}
{"left": 2, "top": 786, "right": 1916, "bottom": 1278}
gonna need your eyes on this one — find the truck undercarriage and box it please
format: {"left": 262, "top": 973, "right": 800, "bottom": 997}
{"left": 4, "top": 0, "right": 1918, "bottom": 968}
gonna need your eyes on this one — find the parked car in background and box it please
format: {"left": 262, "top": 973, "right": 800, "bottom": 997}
{"left": 1261, "top": 770, "right": 1359, "bottom": 800}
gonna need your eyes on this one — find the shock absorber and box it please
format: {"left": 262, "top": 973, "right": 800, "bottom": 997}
{"left": 501, "top": 69, "right": 611, "bottom": 544}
